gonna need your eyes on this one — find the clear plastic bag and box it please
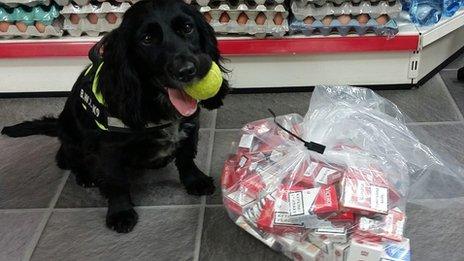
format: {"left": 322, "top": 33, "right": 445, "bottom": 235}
{"left": 221, "top": 85, "right": 464, "bottom": 261}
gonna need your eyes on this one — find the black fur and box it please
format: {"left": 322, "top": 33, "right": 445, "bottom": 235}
{"left": 458, "top": 67, "right": 464, "bottom": 82}
{"left": 2, "top": 0, "right": 228, "bottom": 233}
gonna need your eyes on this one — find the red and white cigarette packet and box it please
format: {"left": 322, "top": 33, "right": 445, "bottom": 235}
{"left": 314, "top": 165, "right": 344, "bottom": 185}
{"left": 293, "top": 242, "right": 325, "bottom": 261}
{"left": 240, "top": 174, "right": 266, "bottom": 198}
{"left": 313, "top": 185, "right": 339, "bottom": 214}
{"left": 238, "top": 133, "right": 255, "bottom": 151}
{"left": 221, "top": 155, "right": 240, "bottom": 190}
{"left": 296, "top": 161, "right": 319, "bottom": 187}
{"left": 314, "top": 226, "right": 349, "bottom": 243}
{"left": 346, "top": 239, "right": 383, "bottom": 261}
{"left": 308, "top": 233, "right": 334, "bottom": 255}
{"left": 277, "top": 236, "right": 325, "bottom": 261}
{"left": 288, "top": 188, "right": 320, "bottom": 217}
{"left": 347, "top": 238, "right": 411, "bottom": 261}
{"left": 223, "top": 189, "right": 256, "bottom": 216}
{"left": 345, "top": 168, "right": 389, "bottom": 187}
{"left": 341, "top": 177, "right": 389, "bottom": 215}
{"left": 333, "top": 242, "right": 350, "bottom": 261}
{"left": 288, "top": 185, "right": 339, "bottom": 218}
{"left": 357, "top": 207, "right": 405, "bottom": 241}
{"left": 328, "top": 211, "right": 356, "bottom": 224}
{"left": 235, "top": 216, "right": 277, "bottom": 248}
{"left": 243, "top": 119, "right": 272, "bottom": 134}
{"left": 345, "top": 167, "right": 402, "bottom": 208}
{"left": 256, "top": 196, "right": 305, "bottom": 235}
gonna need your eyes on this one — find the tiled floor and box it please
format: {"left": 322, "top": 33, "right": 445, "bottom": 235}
{"left": 1, "top": 57, "right": 464, "bottom": 261}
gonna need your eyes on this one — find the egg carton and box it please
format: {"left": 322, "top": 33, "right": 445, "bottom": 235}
{"left": 188, "top": 0, "right": 285, "bottom": 7}
{"left": 0, "top": 19, "right": 62, "bottom": 38}
{"left": 292, "top": 0, "right": 397, "bottom": 7}
{"left": 0, "top": 0, "right": 139, "bottom": 7}
{"left": 56, "top": 0, "right": 139, "bottom": 6}
{"left": 292, "top": 0, "right": 402, "bottom": 20}
{"left": 200, "top": 4, "right": 288, "bottom": 38}
{"left": 0, "top": 4, "right": 60, "bottom": 25}
{"left": 0, "top": 0, "right": 53, "bottom": 7}
{"left": 289, "top": 16, "right": 398, "bottom": 36}
{"left": 62, "top": 12, "right": 121, "bottom": 36}
{"left": 60, "top": 2, "right": 130, "bottom": 14}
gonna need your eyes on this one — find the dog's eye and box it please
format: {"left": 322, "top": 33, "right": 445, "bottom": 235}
{"left": 182, "top": 23, "right": 194, "bottom": 35}
{"left": 142, "top": 34, "right": 154, "bottom": 45}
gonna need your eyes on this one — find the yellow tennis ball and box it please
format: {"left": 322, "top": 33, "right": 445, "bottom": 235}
{"left": 184, "top": 61, "right": 223, "bottom": 100}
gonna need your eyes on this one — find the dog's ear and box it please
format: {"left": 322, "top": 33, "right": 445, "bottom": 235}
{"left": 91, "top": 28, "right": 144, "bottom": 129}
{"left": 191, "top": 8, "right": 230, "bottom": 110}
{"left": 190, "top": 7, "right": 221, "bottom": 66}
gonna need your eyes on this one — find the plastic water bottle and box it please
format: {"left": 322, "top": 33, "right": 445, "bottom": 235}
{"left": 443, "top": 0, "right": 461, "bottom": 17}
{"left": 409, "top": 0, "right": 443, "bottom": 25}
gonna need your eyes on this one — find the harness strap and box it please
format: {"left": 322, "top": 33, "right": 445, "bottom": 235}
{"left": 81, "top": 62, "right": 178, "bottom": 133}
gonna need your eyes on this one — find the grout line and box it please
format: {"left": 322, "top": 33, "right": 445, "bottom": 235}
{"left": 214, "top": 128, "right": 240, "bottom": 132}
{"left": 137, "top": 204, "right": 201, "bottom": 210}
{"left": 205, "top": 204, "right": 224, "bottom": 208}
{"left": 406, "top": 121, "right": 463, "bottom": 126}
{"left": 48, "top": 171, "right": 71, "bottom": 209}
{"left": 437, "top": 74, "right": 464, "bottom": 122}
{"left": 3, "top": 204, "right": 210, "bottom": 214}
{"left": 207, "top": 110, "right": 217, "bottom": 177}
{"left": 22, "top": 170, "right": 70, "bottom": 261}
{"left": 193, "top": 197, "right": 206, "bottom": 261}
{"left": 439, "top": 68, "right": 459, "bottom": 72}
{"left": 0, "top": 208, "right": 48, "bottom": 214}
{"left": 51, "top": 204, "right": 202, "bottom": 212}
{"left": 193, "top": 110, "right": 216, "bottom": 261}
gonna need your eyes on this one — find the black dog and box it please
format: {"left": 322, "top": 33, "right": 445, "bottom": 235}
{"left": 2, "top": 0, "right": 228, "bottom": 233}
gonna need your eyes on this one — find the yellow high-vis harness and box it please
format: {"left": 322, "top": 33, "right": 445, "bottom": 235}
{"left": 80, "top": 63, "right": 176, "bottom": 133}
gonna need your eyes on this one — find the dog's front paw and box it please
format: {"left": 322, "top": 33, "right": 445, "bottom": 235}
{"left": 458, "top": 67, "right": 464, "bottom": 81}
{"left": 183, "top": 172, "right": 215, "bottom": 196}
{"left": 106, "top": 209, "right": 138, "bottom": 233}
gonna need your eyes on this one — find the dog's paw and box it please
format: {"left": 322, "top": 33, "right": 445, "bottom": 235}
{"left": 183, "top": 172, "right": 215, "bottom": 196}
{"left": 75, "top": 175, "right": 96, "bottom": 188}
{"left": 458, "top": 67, "right": 464, "bottom": 82}
{"left": 106, "top": 209, "right": 138, "bottom": 233}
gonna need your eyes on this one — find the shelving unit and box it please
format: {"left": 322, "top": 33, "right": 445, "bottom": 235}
{"left": 0, "top": 11, "right": 463, "bottom": 92}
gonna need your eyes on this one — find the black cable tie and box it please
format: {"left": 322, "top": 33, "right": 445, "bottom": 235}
{"left": 268, "top": 109, "right": 325, "bottom": 154}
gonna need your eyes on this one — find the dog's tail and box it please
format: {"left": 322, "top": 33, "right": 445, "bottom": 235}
{"left": 1, "top": 116, "right": 58, "bottom": 137}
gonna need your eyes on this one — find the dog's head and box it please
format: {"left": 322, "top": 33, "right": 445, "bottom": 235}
{"left": 89, "top": 0, "right": 228, "bottom": 128}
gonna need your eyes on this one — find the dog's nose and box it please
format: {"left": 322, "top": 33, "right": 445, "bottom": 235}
{"left": 176, "top": 62, "right": 196, "bottom": 82}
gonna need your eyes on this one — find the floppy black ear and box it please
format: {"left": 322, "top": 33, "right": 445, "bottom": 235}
{"left": 92, "top": 29, "right": 144, "bottom": 129}
{"left": 191, "top": 7, "right": 230, "bottom": 110}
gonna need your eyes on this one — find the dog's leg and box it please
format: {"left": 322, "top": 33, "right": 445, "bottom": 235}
{"left": 57, "top": 143, "right": 96, "bottom": 187}
{"left": 175, "top": 114, "right": 215, "bottom": 195}
{"left": 56, "top": 144, "right": 71, "bottom": 170}
{"left": 93, "top": 155, "right": 138, "bottom": 233}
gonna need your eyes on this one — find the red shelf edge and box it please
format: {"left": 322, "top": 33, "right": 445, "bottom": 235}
{"left": 0, "top": 36, "right": 419, "bottom": 59}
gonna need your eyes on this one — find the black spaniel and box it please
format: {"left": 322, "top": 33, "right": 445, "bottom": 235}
{"left": 2, "top": 0, "right": 228, "bottom": 233}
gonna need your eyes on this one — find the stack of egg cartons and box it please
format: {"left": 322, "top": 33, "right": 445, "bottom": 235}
{"left": 289, "top": 0, "right": 402, "bottom": 36}
{"left": 0, "top": 0, "right": 62, "bottom": 38}
{"left": 59, "top": 0, "right": 134, "bottom": 36}
{"left": 197, "top": 0, "right": 289, "bottom": 38}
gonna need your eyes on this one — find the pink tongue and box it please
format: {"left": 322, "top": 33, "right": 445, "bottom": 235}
{"left": 167, "top": 88, "right": 198, "bottom": 117}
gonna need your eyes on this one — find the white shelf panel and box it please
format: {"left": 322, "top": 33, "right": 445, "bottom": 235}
{"left": 418, "top": 9, "right": 464, "bottom": 47}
